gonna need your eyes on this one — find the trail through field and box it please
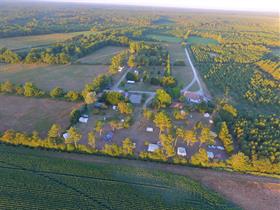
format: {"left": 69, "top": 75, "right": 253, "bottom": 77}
{"left": 181, "top": 48, "right": 204, "bottom": 95}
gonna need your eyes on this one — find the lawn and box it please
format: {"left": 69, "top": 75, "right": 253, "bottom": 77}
{"left": 0, "top": 144, "right": 239, "bottom": 210}
{"left": 166, "top": 43, "right": 186, "bottom": 62}
{"left": 145, "top": 34, "right": 182, "bottom": 43}
{"left": 270, "top": 47, "right": 280, "bottom": 57}
{"left": 187, "top": 36, "right": 219, "bottom": 45}
{"left": 172, "top": 66, "right": 194, "bottom": 87}
{"left": 0, "top": 31, "right": 92, "bottom": 50}
{"left": 0, "top": 95, "right": 81, "bottom": 135}
{"left": 76, "top": 46, "right": 127, "bottom": 65}
{"left": 0, "top": 64, "right": 109, "bottom": 91}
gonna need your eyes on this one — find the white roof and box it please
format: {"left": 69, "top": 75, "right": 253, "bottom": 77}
{"left": 207, "top": 151, "right": 214, "bottom": 158}
{"left": 217, "top": 146, "right": 225, "bottom": 150}
{"left": 127, "top": 80, "right": 135, "bottom": 84}
{"left": 148, "top": 144, "right": 159, "bottom": 152}
{"left": 146, "top": 127, "right": 154, "bottom": 132}
{"left": 177, "top": 147, "right": 187, "bottom": 156}
{"left": 63, "top": 133, "right": 69, "bottom": 139}
{"left": 79, "top": 117, "right": 88, "bottom": 123}
{"left": 204, "top": 113, "right": 210, "bottom": 118}
{"left": 210, "top": 131, "right": 217, "bottom": 138}
{"left": 209, "top": 120, "right": 214, "bottom": 124}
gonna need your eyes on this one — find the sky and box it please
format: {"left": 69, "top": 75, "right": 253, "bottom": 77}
{"left": 40, "top": 0, "right": 279, "bottom": 12}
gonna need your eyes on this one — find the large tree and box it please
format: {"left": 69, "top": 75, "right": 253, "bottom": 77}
{"left": 153, "top": 112, "right": 172, "bottom": 134}
{"left": 66, "top": 127, "right": 82, "bottom": 148}
{"left": 155, "top": 89, "right": 172, "bottom": 108}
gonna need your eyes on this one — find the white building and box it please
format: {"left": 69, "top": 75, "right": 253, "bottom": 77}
{"left": 177, "top": 147, "right": 187, "bottom": 156}
{"left": 148, "top": 144, "right": 159, "bottom": 152}
{"left": 79, "top": 117, "right": 88, "bottom": 124}
{"left": 146, "top": 127, "right": 154, "bottom": 132}
{"left": 127, "top": 80, "right": 135, "bottom": 84}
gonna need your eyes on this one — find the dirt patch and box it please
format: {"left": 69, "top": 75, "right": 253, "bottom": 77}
{"left": 0, "top": 95, "right": 82, "bottom": 136}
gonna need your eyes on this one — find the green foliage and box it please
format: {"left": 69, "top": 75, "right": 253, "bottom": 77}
{"left": 155, "top": 89, "right": 172, "bottom": 108}
{"left": 50, "top": 87, "right": 64, "bottom": 98}
{"left": 191, "top": 148, "right": 208, "bottom": 167}
{"left": 218, "top": 122, "right": 234, "bottom": 154}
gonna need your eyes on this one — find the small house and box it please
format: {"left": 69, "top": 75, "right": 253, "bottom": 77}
{"left": 217, "top": 146, "right": 225, "bottom": 150}
{"left": 170, "top": 102, "right": 184, "bottom": 109}
{"left": 146, "top": 127, "right": 154, "bottom": 132}
{"left": 148, "top": 144, "right": 159, "bottom": 152}
{"left": 184, "top": 91, "right": 203, "bottom": 104}
{"left": 177, "top": 147, "right": 187, "bottom": 157}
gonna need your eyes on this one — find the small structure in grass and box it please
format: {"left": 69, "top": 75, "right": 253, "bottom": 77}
{"left": 146, "top": 127, "right": 154, "bottom": 132}
{"left": 207, "top": 151, "right": 214, "bottom": 159}
{"left": 177, "top": 147, "right": 187, "bottom": 156}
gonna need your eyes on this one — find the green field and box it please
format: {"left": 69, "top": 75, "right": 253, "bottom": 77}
{"left": 0, "top": 144, "right": 238, "bottom": 210}
{"left": 172, "top": 66, "right": 194, "bottom": 87}
{"left": 0, "top": 64, "right": 108, "bottom": 91}
{"left": 146, "top": 34, "right": 182, "bottom": 43}
{"left": 187, "top": 36, "right": 219, "bottom": 45}
{"left": 0, "top": 31, "right": 92, "bottom": 50}
{"left": 76, "top": 46, "right": 127, "bottom": 65}
{"left": 270, "top": 48, "right": 280, "bottom": 57}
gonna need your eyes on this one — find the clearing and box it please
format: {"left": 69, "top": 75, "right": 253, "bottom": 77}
{"left": 187, "top": 36, "right": 219, "bottom": 45}
{"left": 0, "top": 31, "right": 91, "bottom": 50}
{"left": 76, "top": 46, "right": 127, "bottom": 65}
{"left": 0, "top": 144, "right": 239, "bottom": 210}
{"left": 145, "top": 33, "right": 182, "bottom": 43}
{"left": 0, "top": 64, "right": 109, "bottom": 91}
{"left": 0, "top": 95, "right": 81, "bottom": 135}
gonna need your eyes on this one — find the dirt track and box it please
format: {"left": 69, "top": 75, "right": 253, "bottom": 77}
{"left": 49, "top": 152, "right": 280, "bottom": 210}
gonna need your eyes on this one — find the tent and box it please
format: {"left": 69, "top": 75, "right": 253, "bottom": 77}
{"left": 148, "top": 144, "right": 159, "bottom": 152}
{"left": 177, "top": 147, "right": 187, "bottom": 156}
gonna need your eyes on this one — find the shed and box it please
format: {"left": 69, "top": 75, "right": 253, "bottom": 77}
{"left": 207, "top": 151, "right": 214, "bottom": 159}
{"left": 79, "top": 117, "right": 88, "bottom": 124}
{"left": 184, "top": 91, "right": 203, "bottom": 104}
{"left": 148, "top": 144, "right": 159, "bottom": 152}
{"left": 146, "top": 127, "right": 154, "bottom": 132}
{"left": 63, "top": 133, "right": 69, "bottom": 140}
{"left": 177, "top": 147, "right": 187, "bottom": 156}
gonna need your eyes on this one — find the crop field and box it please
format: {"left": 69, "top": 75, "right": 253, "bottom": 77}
{"left": 0, "top": 144, "right": 239, "bottom": 210}
{"left": 0, "top": 64, "right": 109, "bottom": 91}
{"left": 0, "top": 31, "right": 92, "bottom": 50}
{"left": 76, "top": 46, "right": 127, "bottom": 65}
{"left": 0, "top": 95, "right": 81, "bottom": 135}
{"left": 145, "top": 34, "right": 182, "bottom": 43}
{"left": 187, "top": 36, "right": 219, "bottom": 45}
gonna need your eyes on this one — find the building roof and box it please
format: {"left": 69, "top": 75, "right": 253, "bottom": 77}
{"left": 129, "top": 94, "right": 142, "bottom": 104}
{"left": 170, "top": 102, "right": 184, "bottom": 109}
{"left": 177, "top": 147, "right": 187, "bottom": 156}
{"left": 148, "top": 144, "right": 159, "bottom": 152}
{"left": 184, "top": 91, "right": 203, "bottom": 101}
{"left": 207, "top": 151, "right": 214, "bottom": 158}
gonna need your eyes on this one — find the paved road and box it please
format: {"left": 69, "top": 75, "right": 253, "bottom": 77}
{"left": 181, "top": 48, "right": 204, "bottom": 95}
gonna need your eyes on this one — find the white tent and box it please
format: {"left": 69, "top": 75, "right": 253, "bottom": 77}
{"left": 177, "top": 147, "right": 187, "bottom": 156}
{"left": 148, "top": 144, "right": 159, "bottom": 152}
{"left": 207, "top": 151, "right": 214, "bottom": 159}
{"left": 146, "top": 127, "right": 154, "bottom": 132}
{"left": 63, "top": 133, "right": 69, "bottom": 140}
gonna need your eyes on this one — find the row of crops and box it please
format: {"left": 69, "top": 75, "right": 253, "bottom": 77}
{"left": 0, "top": 144, "right": 239, "bottom": 209}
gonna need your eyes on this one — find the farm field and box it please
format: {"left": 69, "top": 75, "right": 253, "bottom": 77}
{"left": 0, "top": 31, "right": 92, "bottom": 50}
{"left": 0, "top": 95, "right": 81, "bottom": 135}
{"left": 75, "top": 46, "right": 127, "bottom": 65}
{"left": 145, "top": 33, "right": 182, "bottom": 43}
{"left": 0, "top": 144, "right": 239, "bottom": 210}
{"left": 0, "top": 64, "right": 109, "bottom": 91}
{"left": 187, "top": 36, "right": 219, "bottom": 45}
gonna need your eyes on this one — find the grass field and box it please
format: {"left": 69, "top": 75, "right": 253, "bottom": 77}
{"left": 166, "top": 43, "right": 186, "bottom": 61}
{"left": 0, "top": 95, "right": 81, "bottom": 135}
{"left": 0, "top": 31, "right": 92, "bottom": 50}
{"left": 76, "top": 46, "right": 127, "bottom": 65}
{"left": 187, "top": 36, "right": 219, "bottom": 45}
{"left": 270, "top": 48, "right": 280, "bottom": 57}
{"left": 172, "top": 66, "right": 194, "bottom": 87}
{"left": 0, "top": 144, "right": 239, "bottom": 210}
{"left": 145, "top": 34, "right": 182, "bottom": 43}
{"left": 0, "top": 64, "right": 109, "bottom": 91}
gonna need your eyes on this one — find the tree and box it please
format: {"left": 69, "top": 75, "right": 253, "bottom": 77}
{"left": 165, "top": 54, "right": 171, "bottom": 76}
{"left": 155, "top": 89, "right": 172, "bottom": 108}
{"left": 143, "top": 109, "right": 153, "bottom": 120}
{"left": 175, "top": 127, "right": 184, "bottom": 147}
{"left": 191, "top": 148, "right": 208, "bottom": 166}
{"left": 84, "top": 91, "right": 97, "bottom": 105}
{"left": 128, "top": 55, "right": 135, "bottom": 68}
{"left": 199, "top": 127, "right": 214, "bottom": 145}
{"left": 47, "top": 124, "right": 61, "bottom": 145}
{"left": 1, "top": 80, "right": 14, "bottom": 93}
{"left": 219, "top": 122, "right": 234, "bottom": 154}
{"left": 66, "top": 127, "right": 82, "bottom": 148}
{"left": 122, "top": 138, "right": 134, "bottom": 156}
{"left": 88, "top": 131, "right": 96, "bottom": 149}
{"left": 24, "top": 82, "right": 42, "bottom": 97}
{"left": 70, "top": 109, "right": 81, "bottom": 125}
{"left": 118, "top": 102, "right": 133, "bottom": 115}
{"left": 50, "top": 87, "right": 64, "bottom": 98}
{"left": 159, "top": 134, "right": 175, "bottom": 157}
{"left": 105, "top": 91, "right": 122, "bottom": 105}
{"left": 153, "top": 112, "right": 172, "bottom": 134}
{"left": 65, "top": 91, "right": 80, "bottom": 101}
{"left": 95, "top": 120, "right": 104, "bottom": 136}
{"left": 227, "top": 152, "right": 250, "bottom": 171}
{"left": 184, "top": 130, "right": 197, "bottom": 146}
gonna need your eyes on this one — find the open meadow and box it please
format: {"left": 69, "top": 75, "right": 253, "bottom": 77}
{"left": 0, "top": 64, "right": 109, "bottom": 91}
{"left": 0, "top": 31, "right": 91, "bottom": 50}
{"left": 0, "top": 95, "right": 81, "bottom": 135}
{"left": 76, "top": 46, "right": 127, "bottom": 65}
{"left": 145, "top": 33, "right": 182, "bottom": 43}
{"left": 187, "top": 36, "right": 219, "bottom": 45}
{"left": 0, "top": 144, "right": 239, "bottom": 210}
